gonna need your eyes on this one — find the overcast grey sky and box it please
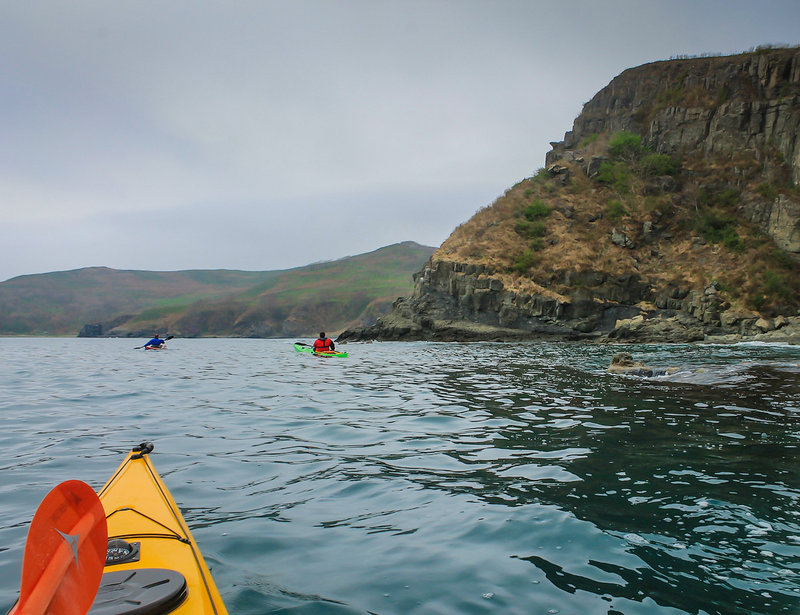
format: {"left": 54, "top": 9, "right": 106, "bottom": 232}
{"left": 1, "top": 1, "right": 798, "bottom": 282}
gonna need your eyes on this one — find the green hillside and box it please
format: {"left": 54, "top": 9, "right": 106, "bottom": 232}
{"left": 0, "top": 242, "right": 435, "bottom": 337}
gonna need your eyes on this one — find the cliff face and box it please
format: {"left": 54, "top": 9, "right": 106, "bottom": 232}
{"left": 548, "top": 49, "right": 800, "bottom": 254}
{"left": 556, "top": 51, "right": 800, "bottom": 181}
{"left": 341, "top": 48, "right": 800, "bottom": 344}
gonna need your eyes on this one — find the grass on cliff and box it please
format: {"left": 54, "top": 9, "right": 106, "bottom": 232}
{"left": 435, "top": 130, "right": 800, "bottom": 316}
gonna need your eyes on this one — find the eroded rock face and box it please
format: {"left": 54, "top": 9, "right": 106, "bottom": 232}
{"left": 548, "top": 48, "right": 800, "bottom": 256}
{"left": 337, "top": 251, "right": 800, "bottom": 343}
{"left": 339, "top": 259, "right": 676, "bottom": 342}
{"left": 336, "top": 254, "right": 798, "bottom": 343}
{"left": 553, "top": 51, "right": 800, "bottom": 170}
{"left": 78, "top": 323, "right": 103, "bottom": 337}
{"left": 607, "top": 314, "right": 705, "bottom": 343}
{"left": 765, "top": 195, "right": 800, "bottom": 253}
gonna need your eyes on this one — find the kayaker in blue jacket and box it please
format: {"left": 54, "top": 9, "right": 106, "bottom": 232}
{"left": 145, "top": 334, "right": 165, "bottom": 349}
{"left": 312, "top": 332, "right": 335, "bottom": 353}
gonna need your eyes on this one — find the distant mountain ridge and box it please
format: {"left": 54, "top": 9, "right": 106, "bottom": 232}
{"left": 0, "top": 241, "right": 435, "bottom": 337}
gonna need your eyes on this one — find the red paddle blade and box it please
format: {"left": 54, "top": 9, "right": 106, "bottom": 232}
{"left": 12, "top": 480, "right": 108, "bottom": 615}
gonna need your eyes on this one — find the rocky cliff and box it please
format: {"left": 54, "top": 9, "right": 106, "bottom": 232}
{"left": 340, "top": 47, "right": 800, "bottom": 344}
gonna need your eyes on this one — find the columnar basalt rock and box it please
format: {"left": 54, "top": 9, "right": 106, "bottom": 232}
{"left": 549, "top": 49, "right": 800, "bottom": 250}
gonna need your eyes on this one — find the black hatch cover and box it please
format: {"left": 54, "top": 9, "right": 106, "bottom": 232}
{"left": 88, "top": 568, "right": 188, "bottom": 615}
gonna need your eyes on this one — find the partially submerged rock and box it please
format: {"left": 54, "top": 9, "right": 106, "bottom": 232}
{"left": 608, "top": 352, "right": 680, "bottom": 377}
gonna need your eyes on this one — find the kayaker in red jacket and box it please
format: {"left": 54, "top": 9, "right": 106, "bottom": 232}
{"left": 312, "top": 332, "right": 335, "bottom": 353}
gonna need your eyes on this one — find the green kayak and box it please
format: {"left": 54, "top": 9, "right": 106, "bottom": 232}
{"left": 293, "top": 342, "right": 348, "bottom": 358}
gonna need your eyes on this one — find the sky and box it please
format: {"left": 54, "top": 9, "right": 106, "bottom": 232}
{"left": 1, "top": 1, "right": 799, "bottom": 282}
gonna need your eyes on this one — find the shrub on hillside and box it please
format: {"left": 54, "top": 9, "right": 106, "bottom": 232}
{"left": 756, "top": 182, "right": 779, "bottom": 201}
{"left": 596, "top": 161, "right": 634, "bottom": 193}
{"left": 532, "top": 168, "right": 549, "bottom": 183}
{"left": 771, "top": 248, "right": 796, "bottom": 269}
{"left": 748, "top": 269, "right": 798, "bottom": 314}
{"left": 515, "top": 220, "right": 547, "bottom": 238}
{"left": 763, "top": 270, "right": 792, "bottom": 301}
{"left": 694, "top": 208, "right": 743, "bottom": 252}
{"left": 716, "top": 85, "right": 730, "bottom": 105}
{"left": 594, "top": 131, "right": 683, "bottom": 193}
{"left": 641, "top": 153, "right": 681, "bottom": 176}
{"left": 606, "top": 200, "right": 627, "bottom": 221}
{"left": 522, "top": 200, "right": 552, "bottom": 220}
{"left": 644, "top": 195, "right": 675, "bottom": 217}
{"left": 699, "top": 187, "right": 739, "bottom": 209}
{"left": 748, "top": 293, "right": 766, "bottom": 311}
{"left": 608, "top": 131, "right": 644, "bottom": 160}
{"left": 512, "top": 249, "right": 538, "bottom": 274}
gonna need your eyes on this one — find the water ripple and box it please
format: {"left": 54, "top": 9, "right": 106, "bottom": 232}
{"left": 1, "top": 338, "right": 799, "bottom": 614}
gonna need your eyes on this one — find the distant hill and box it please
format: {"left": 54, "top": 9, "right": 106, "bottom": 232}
{"left": 0, "top": 242, "right": 435, "bottom": 337}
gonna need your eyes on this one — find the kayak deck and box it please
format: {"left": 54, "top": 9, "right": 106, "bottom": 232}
{"left": 293, "top": 342, "right": 348, "bottom": 358}
{"left": 94, "top": 443, "right": 227, "bottom": 615}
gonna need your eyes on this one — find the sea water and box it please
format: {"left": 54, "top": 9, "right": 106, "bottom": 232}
{"left": 0, "top": 338, "right": 798, "bottom": 614}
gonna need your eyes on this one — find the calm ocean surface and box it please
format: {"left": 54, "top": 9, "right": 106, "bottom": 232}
{"left": 1, "top": 338, "right": 799, "bottom": 615}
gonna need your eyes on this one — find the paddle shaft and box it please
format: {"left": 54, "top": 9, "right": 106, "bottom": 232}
{"left": 296, "top": 341, "right": 337, "bottom": 352}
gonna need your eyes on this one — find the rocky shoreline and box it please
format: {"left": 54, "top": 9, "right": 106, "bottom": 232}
{"left": 337, "top": 310, "right": 800, "bottom": 345}
{"left": 607, "top": 313, "right": 800, "bottom": 345}
{"left": 336, "top": 258, "right": 800, "bottom": 345}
